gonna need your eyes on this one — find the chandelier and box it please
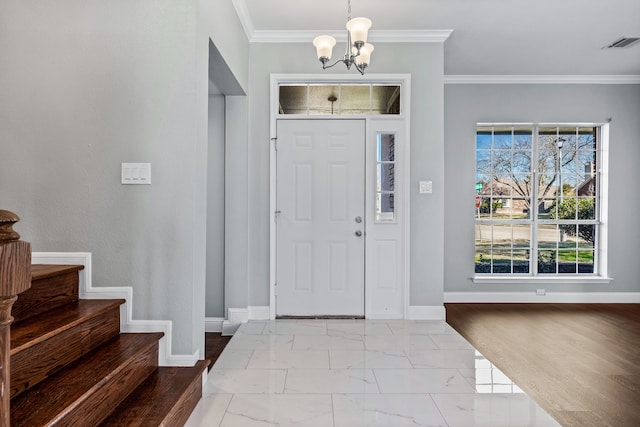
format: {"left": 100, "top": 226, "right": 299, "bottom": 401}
{"left": 312, "top": 0, "right": 374, "bottom": 75}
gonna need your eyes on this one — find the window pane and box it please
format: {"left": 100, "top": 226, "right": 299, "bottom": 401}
{"left": 476, "top": 130, "right": 492, "bottom": 150}
{"left": 512, "top": 150, "right": 532, "bottom": 173}
{"left": 475, "top": 240, "right": 491, "bottom": 274}
{"left": 308, "top": 85, "right": 339, "bottom": 115}
{"left": 512, "top": 248, "right": 530, "bottom": 274}
{"left": 558, "top": 250, "right": 577, "bottom": 273}
{"left": 371, "top": 85, "right": 400, "bottom": 114}
{"left": 538, "top": 224, "right": 559, "bottom": 249}
{"left": 491, "top": 223, "right": 512, "bottom": 248}
{"left": 378, "top": 134, "right": 395, "bottom": 161}
{"left": 340, "top": 85, "right": 371, "bottom": 114}
{"left": 279, "top": 85, "right": 308, "bottom": 114}
{"left": 513, "top": 198, "right": 530, "bottom": 219}
{"left": 492, "top": 249, "right": 512, "bottom": 273}
{"left": 376, "top": 193, "right": 395, "bottom": 221}
{"left": 538, "top": 198, "right": 554, "bottom": 219}
{"left": 578, "top": 251, "right": 595, "bottom": 273}
{"left": 513, "top": 224, "right": 531, "bottom": 247}
{"left": 377, "top": 164, "right": 395, "bottom": 191}
{"left": 578, "top": 224, "right": 596, "bottom": 247}
{"left": 477, "top": 196, "right": 492, "bottom": 219}
{"left": 559, "top": 224, "right": 578, "bottom": 246}
{"left": 513, "top": 128, "right": 533, "bottom": 149}
{"left": 538, "top": 250, "right": 558, "bottom": 274}
{"left": 494, "top": 131, "right": 513, "bottom": 150}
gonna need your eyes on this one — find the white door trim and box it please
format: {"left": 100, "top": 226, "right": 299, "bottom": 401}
{"left": 269, "top": 74, "right": 411, "bottom": 319}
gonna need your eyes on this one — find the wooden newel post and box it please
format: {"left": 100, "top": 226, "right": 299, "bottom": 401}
{"left": 0, "top": 210, "right": 31, "bottom": 427}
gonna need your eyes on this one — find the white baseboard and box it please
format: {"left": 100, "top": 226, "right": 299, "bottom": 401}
{"left": 205, "top": 317, "right": 224, "bottom": 333}
{"left": 407, "top": 305, "right": 446, "bottom": 320}
{"left": 444, "top": 291, "right": 640, "bottom": 303}
{"left": 248, "top": 306, "right": 270, "bottom": 320}
{"left": 32, "top": 252, "right": 199, "bottom": 367}
{"left": 221, "top": 307, "right": 247, "bottom": 335}
{"left": 218, "top": 306, "right": 270, "bottom": 335}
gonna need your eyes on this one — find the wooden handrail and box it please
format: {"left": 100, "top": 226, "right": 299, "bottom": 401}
{"left": 0, "top": 210, "right": 31, "bottom": 427}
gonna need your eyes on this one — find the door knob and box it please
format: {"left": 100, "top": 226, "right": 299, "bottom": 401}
{"left": 355, "top": 216, "right": 362, "bottom": 223}
{"left": 355, "top": 230, "right": 363, "bottom": 237}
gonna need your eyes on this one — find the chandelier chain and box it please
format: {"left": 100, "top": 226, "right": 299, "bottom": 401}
{"left": 347, "top": 0, "right": 351, "bottom": 21}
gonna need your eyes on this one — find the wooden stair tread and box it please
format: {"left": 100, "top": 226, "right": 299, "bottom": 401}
{"left": 100, "top": 360, "right": 210, "bottom": 426}
{"left": 10, "top": 299, "right": 125, "bottom": 351}
{"left": 11, "top": 332, "right": 164, "bottom": 426}
{"left": 31, "top": 264, "right": 84, "bottom": 281}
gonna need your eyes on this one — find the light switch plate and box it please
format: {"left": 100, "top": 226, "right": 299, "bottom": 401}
{"left": 419, "top": 181, "right": 432, "bottom": 194}
{"left": 121, "top": 163, "right": 151, "bottom": 185}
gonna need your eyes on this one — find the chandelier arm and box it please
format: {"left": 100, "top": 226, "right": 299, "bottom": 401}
{"left": 354, "top": 63, "right": 366, "bottom": 75}
{"left": 321, "top": 58, "right": 348, "bottom": 70}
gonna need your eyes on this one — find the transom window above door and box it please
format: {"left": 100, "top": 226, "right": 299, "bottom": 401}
{"left": 278, "top": 84, "right": 400, "bottom": 115}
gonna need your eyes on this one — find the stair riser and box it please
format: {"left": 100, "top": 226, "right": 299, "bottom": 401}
{"left": 13, "top": 270, "right": 79, "bottom": 323}
{"left": 162, "top": 374, "right": 204, "bottom": 426}
{"left": 10, "top": 306, "right": 121, "bottom": 398}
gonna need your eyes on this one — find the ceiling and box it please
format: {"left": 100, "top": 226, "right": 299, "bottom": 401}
{"left": 233, "top": 0, "right": 640, "bottom": 76}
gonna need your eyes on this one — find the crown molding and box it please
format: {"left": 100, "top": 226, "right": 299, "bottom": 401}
{"left": 444, "top": 75, "right": 640, "bottom": 84}
{"left": 230, "top": 2, "right": 452, "bottom": 44}
{"left": 231, "top": 0, "right": 254, "bottom": 39}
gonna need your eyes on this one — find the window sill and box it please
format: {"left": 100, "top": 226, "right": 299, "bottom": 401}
{"left": 472, "top": 275, "right": 613, "bottom": 285}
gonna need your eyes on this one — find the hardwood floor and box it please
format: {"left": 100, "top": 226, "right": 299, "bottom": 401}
{"left": 445, "top": 303, "right": 640, "bottom": 427}
{"left": 205, "top": 332, "right": 232, "bottom": 370}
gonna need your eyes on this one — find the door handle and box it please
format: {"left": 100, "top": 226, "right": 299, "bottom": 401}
{"left": 355, "top": 230, "right": 363, "bottom": 237}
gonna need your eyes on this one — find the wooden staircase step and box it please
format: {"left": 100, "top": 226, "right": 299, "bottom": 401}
{"left": 99, "top": 360, "right": 210, "bottom": 426}
{"left": 10, "top": 299, "right": 124, "bottom": 399}
{"left": 12, "top": 264, "right": 84, "bottom": 323}
{"left": 11, "top": 332, "right": 164, "bottom": 427}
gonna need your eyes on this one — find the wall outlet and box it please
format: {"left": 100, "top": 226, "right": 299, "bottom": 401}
{"left": 536, "top": 289, "right": 546, "bottom": 296}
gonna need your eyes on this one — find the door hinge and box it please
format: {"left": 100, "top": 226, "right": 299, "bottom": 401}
{"left": 271, "top": 137, "right": 278, "bottom": 151}
{"left": 274, "top": 283, "right": 278, "bottom": 296}
{"left": 274, "top": 210, "right": 281, "bottom": 222}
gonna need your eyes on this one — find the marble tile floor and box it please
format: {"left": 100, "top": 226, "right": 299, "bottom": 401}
{"left": 185, "top": 319, "right": 559, "bottom": 427}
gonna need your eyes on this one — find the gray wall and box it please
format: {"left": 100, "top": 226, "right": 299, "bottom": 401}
{"left": 224, "top": 96, "right": 249, "bottom": 312}
{"left": 444, "top": 84, "right": 640, "bottom": 293}
{"left": 246, "top": 42, "right": 447, "bottom": 308}
{"left": 206, "top": 94, "right": 225, "bottom": 318}
{"left": 1, "top": 0, "right": 249, "bottom": 356}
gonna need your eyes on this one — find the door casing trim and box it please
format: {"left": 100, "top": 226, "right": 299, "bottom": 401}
{"left": 269, "top": 74, "right": 411, "bottom": 319}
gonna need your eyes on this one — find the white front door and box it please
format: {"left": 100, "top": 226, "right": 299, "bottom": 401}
{"left": 276, "top": 119, "right": 365, "bottom": 316}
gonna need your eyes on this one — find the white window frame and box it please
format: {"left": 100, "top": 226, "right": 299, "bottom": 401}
{"left": 473, "top": 123, "right": 611, "bottom": 284}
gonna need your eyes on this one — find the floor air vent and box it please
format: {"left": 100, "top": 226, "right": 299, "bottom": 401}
{"left": 604, "top": 37, "right": 640, "bottom": 49}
